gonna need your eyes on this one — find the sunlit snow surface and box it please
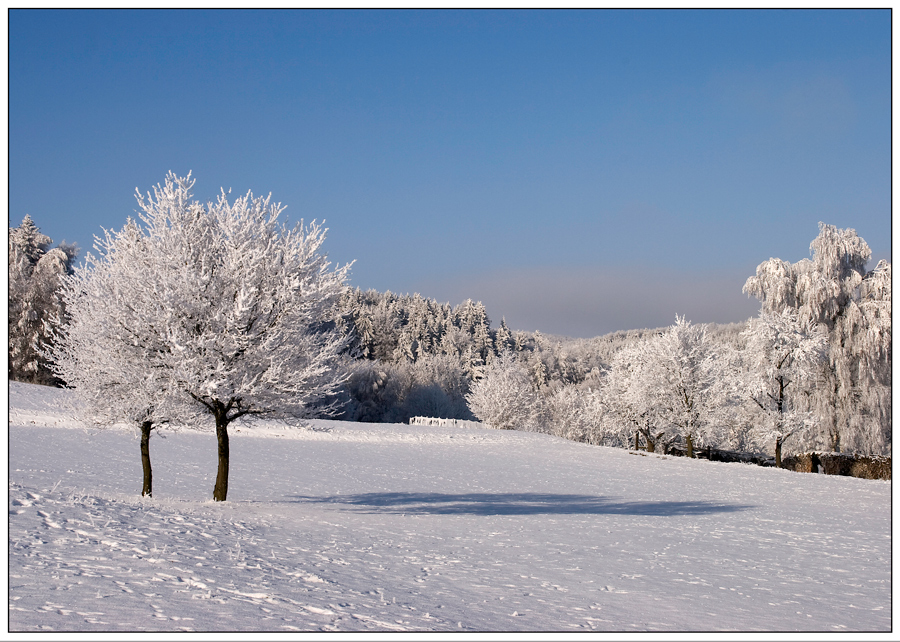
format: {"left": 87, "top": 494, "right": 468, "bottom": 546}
{"left": 8, "top": 381, "right": 891, "bottom": 632}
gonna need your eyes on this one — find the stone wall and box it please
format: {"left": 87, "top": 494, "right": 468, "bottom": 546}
{"left": 781, "top": 453, "right": 891, "bottom": 480}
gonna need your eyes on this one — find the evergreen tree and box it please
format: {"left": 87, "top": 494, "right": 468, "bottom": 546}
{"left": 9, "top": 215, "right": 77, "bottom": 385}
{"left": 494, "top": 317, "right": 514, "bottom": 354}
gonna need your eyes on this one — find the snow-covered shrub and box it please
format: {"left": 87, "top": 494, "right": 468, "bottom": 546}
{"left": 339, "top": 359, "right": 410, "bottom": 423}
{"left": 402, "top": 353, "right": 472, "bottom": 421}
{"left": 400, "top": 384, "right": 460, "bottom": 422}
{"left": 543, "top": 385, "right": 606, "bottom": 444}
{"left": 466, "top": 351, "right": 539, "bottom": 431}
{"left": 339, "top": 353, "right": 473, "bottom": 424}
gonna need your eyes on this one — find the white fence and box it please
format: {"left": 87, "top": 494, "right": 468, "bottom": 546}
{"left": 409, "top": 416, "right": 485, "bottom": 430}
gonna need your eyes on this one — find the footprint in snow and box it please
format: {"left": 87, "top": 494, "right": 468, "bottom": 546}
{"left": 37, "top": 511, "right": 62, "bottom": 529}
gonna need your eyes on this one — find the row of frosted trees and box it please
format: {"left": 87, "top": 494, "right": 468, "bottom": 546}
{"left": 468, "top": 224, "right": 891, "bottom": 462}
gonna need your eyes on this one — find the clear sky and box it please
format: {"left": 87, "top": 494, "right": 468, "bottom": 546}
{"left": 9, "top": 9, "right": 891, "bottom": 338}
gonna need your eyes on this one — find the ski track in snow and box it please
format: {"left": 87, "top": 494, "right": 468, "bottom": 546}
{"left": 7, "top": 381, "right": 892, "bottom": 632}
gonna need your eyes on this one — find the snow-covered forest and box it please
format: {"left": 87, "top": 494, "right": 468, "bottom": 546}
{"left": 9, "top": 175, "right": 892, "bottom": 477}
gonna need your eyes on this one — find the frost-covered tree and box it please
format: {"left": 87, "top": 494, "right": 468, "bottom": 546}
{"left": 495, "top": 317, "right": 514, "bottom": 354}
{"left": 337, "top": 289, "right": 501, "bottom": 381}
{"left": 742, "top": 309, "right": 827, "bottom": 467}
{"left": 461, "top": 299, "right": 495, "bottom": 370}
{"left": 9, "top": 215, "right": 77, "bottom": 385}
{"left": 9, "top": 214, "right": 51, "bottom": 267}
{"left": 744, "top": 223, "right": 891, "bottom": 455}
{"left": 600, "top": 340, "right": 669, "bottom": 452}
{"left": 137, "top": 173, "right": 352, "bottom": 501}
{"left": 438, "top": 326, "right": 473, "bottom": 362}
{"left": 466, "top": 351, "right": 538, "bottom": 431}
{"left": 45, "top": 221, "right": 186, "bottom": 497}
{"left": 637, "top": 317, "right": 722, "bottom": 457}
{"left": 358, "top": 294, "right": 402, "bottom": 361}
{"left": 705, "top": 343, "right": 760, "bottom": 455}
{"left": 524, "top": 335, "right": 551, "bottom": 391}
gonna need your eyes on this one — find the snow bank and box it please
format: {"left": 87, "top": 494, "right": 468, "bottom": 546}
{"left": 8, "top": 381, "right": 88, "bottom": 429}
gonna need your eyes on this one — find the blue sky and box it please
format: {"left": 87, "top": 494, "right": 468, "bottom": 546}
{"left": 9, "top": 9, "right": 891, "bottom": 337}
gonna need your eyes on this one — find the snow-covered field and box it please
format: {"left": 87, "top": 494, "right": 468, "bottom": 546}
{"left": 7, "top": 381, "right": 892, "bottom": 633}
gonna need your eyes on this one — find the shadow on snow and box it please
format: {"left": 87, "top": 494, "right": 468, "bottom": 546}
{"left": 288, "top": 492, "right": 755, "bottom": 516}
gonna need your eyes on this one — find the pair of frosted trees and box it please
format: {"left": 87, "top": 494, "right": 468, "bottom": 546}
{"left": 47, "top": 173, "right": 351, "bottom": 501}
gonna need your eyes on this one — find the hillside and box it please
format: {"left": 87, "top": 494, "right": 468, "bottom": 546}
{"left": 8, "top": 381, "right": 891, "bottom": 632}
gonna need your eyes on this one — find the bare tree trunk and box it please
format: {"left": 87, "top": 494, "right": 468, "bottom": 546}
{"left": 822, "top": 369, "right": 842, "bottom": 453}
{"left": 685, "top": 433, "right": 694, "bottom": 459}
{"left": 213, "top": 407, "right": 230, "bottom": 502}
{"left": 140, "top": 420, "right": 153, "bottom": 498}
{"left": 638, "top": 427, "right": 656, "bottom": 452}
{"left": 775, "top": 437, "right": 783, "bottom": 468}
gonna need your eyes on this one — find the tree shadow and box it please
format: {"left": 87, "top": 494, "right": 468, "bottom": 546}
{"left": 288, "top": 492, "right": 754, "bottom": 516}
